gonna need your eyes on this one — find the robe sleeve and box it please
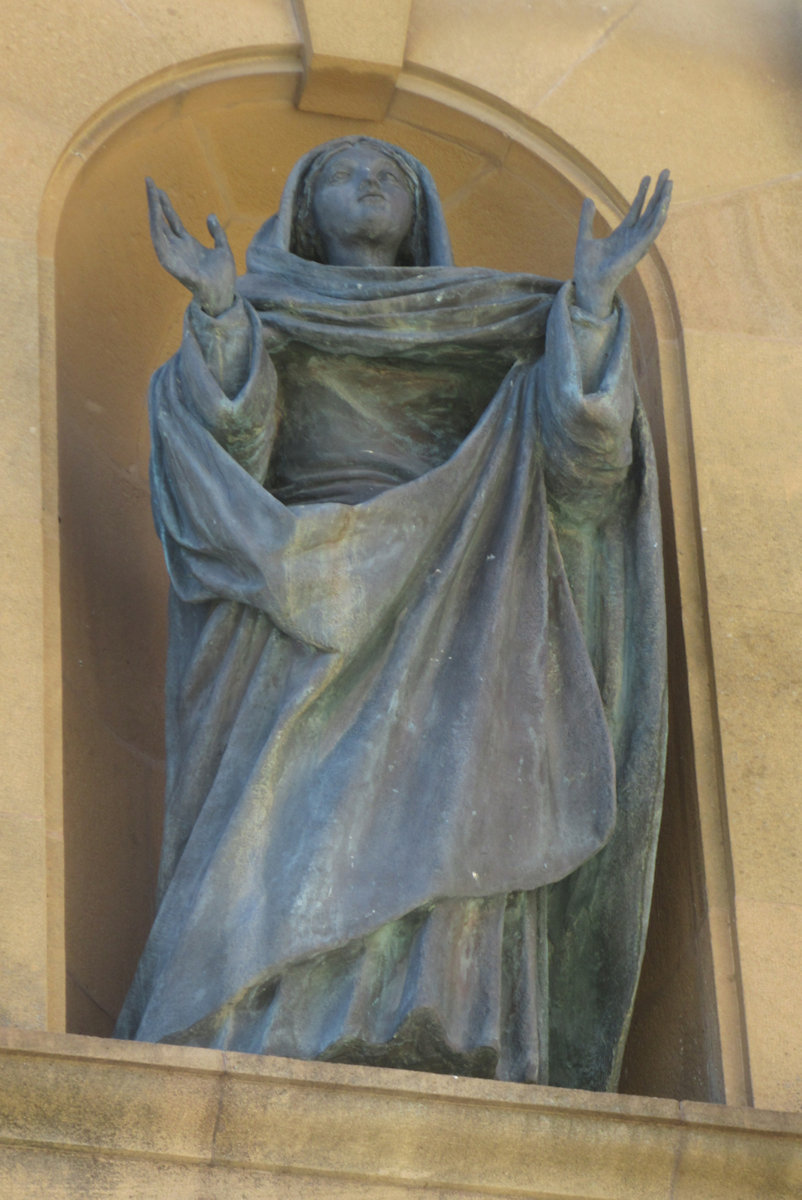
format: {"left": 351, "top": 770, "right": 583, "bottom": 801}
{"left": 539, "top": 282, "right": 635, "bottom": 522}
{"left": 178, "top": 297, "right": 278, "bottom": 483}
{"left": 537, "top": 283, "right": 667, "bottom": 1092}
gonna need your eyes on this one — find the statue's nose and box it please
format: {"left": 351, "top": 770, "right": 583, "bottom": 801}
{"left": 359, "top": 166, "right": 383, "bottom": 190}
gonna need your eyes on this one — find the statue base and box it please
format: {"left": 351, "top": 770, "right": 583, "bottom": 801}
{"left": 0, "top": 1028, "right": 799, "bottom": 1198}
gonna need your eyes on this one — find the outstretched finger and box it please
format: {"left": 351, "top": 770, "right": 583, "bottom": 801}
{"left": 621, "top": 175, "right": 651, "bottom": 229}
{"left": 577, "top": 197, "right": 596, "bottom": 242}
{"left": 642, "top": 169, "right": 671, "bottom": 222}
{"left": 158, "top": 188, "right": 187, "bottom": 238}
{"left": 642, "top": 170, "right": 672, "bottom": 237}
{"left": 146, "top": 177, "right": 169, "bottom": 236}
{"left": 146, "top": 177, "right": 173, "bottom": 258}
{"left": 145, "top": 176, "right": 161, "bottom": 219}
{"left": 207, "top": 213, "right": 230, "bottom": 251}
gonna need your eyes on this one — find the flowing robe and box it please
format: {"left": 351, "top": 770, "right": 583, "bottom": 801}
{"left": 115, "top": 249, "right": 666, "bottom": 1091}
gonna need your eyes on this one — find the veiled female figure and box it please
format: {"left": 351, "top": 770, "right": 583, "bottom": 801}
{"left": 115, "top": 137, "right": 670, "bottom": 1091}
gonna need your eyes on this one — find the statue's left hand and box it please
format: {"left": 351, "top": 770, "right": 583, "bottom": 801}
{"left": 573, "top": 170, "right": 672, "bottom": 319}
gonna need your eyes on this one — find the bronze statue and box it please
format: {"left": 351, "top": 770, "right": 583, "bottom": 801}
{"left": 115, "top": 137, "right": 670, "bottom": 1091}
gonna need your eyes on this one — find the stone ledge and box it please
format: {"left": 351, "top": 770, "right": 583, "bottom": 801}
{"left": 0, "top": 1028, "right": 800, "bottom": 1198}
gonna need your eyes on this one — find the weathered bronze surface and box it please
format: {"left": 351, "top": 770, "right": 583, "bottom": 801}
{"left": 115, "top": 137, "right": 670, "bottom": 1091}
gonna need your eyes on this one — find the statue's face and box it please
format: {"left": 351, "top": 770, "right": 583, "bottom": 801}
{"left": 311, "top": 143, "right": 415, "bottom": 265}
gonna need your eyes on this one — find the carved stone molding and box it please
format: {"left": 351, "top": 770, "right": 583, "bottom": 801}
{"left": 292, "top": 0, "right": 413, "bottom": 118}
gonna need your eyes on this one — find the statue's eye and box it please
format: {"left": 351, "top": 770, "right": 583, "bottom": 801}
{"left": 329, "top": 169, "right": 351, "bottom": 183}
{"left": 379, "top": 170, "right": 401, "bottom": 185}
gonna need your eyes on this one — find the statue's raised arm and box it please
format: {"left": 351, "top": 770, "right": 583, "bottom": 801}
{"left": 534, "top": 170, "right": 672, "bottom": 477}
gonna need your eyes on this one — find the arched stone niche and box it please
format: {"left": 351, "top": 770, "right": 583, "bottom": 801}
{"left": 49, "top": 59, "right": 724, "bottom": 1102}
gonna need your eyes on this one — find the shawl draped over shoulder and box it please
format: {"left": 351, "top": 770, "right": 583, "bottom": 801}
{"left": 115, "top": 140, "right": 666, "bottom": 1091}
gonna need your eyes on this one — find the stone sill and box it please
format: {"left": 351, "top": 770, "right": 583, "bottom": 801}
{"left": 0, "top": 1029, "right": 800, "bottom": 1198}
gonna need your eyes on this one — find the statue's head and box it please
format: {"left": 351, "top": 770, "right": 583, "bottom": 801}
{"left": 291, "top": 137, "right": 429, "bottom": 266}
{"left": 245, "top": 137, "right": 454, "bottom": 273}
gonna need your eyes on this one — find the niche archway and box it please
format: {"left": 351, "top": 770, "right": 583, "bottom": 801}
{"left": 49, "top": 56, "right": 724, "bottom": 1102}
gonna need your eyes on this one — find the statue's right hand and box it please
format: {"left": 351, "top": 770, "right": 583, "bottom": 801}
{"left": 146, "top": 178, "right": 236, "bottom": 317}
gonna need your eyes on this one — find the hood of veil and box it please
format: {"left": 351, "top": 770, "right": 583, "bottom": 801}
{"left": 245, "top": 137, "right": 455, "bottom": 272}
{"left": 237, "top": 138, "right": 559, "bottom": 361}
